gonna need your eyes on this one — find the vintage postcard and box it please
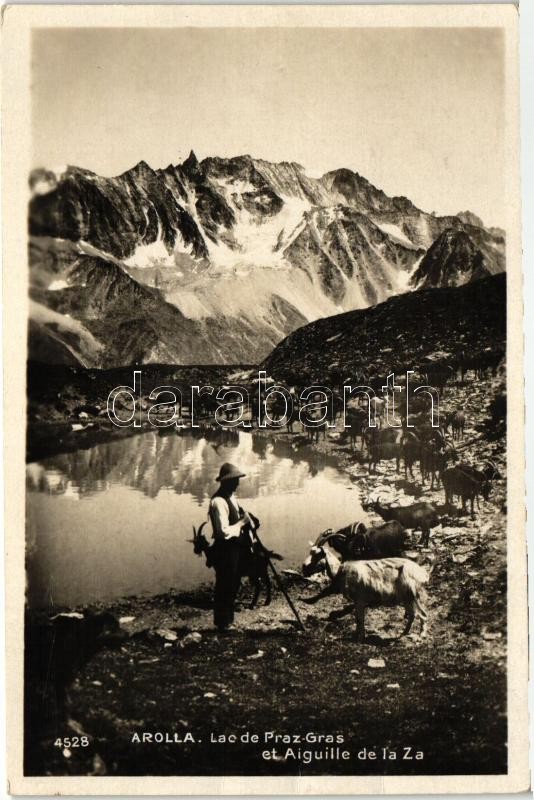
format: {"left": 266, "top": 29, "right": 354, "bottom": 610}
{"left": 2, "top": 3, "right": 528, "bottom": 795}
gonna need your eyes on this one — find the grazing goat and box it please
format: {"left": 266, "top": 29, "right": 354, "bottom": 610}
{"left": 190, "top": 522, "right": 282, "bottom": 608}
{"left": 344, "top": 407, "right": 367, "bottom": 450}
{"left": 367, "top": 440, "right": 402, "bottom": 474}
{"left": 363, "top": 497, "right": 439, "bottom": 548}
{"left": 441, "top": 461, "right": 499, "bottom": 517}
{"left": 286, "top": 403, "right": 300, "bottom": 434}
{"left": 400, "top": 430, "right": 422, "bottom": 479}
{"left": 301, "top": 546, "right": 429, "bottom": 642}
{"left": 365, "top": 425, "right": 400, "bottom": 448}
{"left": 419, "top": 441, "right": 456, "bottom": 489}
{"left": 350, "top": 520, "right": 407, "bottom": 559}
{"left": 365, "top": 426, "right": 409, "bottom": 472}
{"left": 303, "top": 416, "right": 328, "bottom": 443}
{"left": 306, "top": 520, "right": 407, "bottom": 564}
{"left": 458, "top": 348, "right": 503, "bottom": 382}
{"left": 445, "top": 410, "right": 466, "bottom": 440}
{"left": 424, "top": 363, "right": 455, "bottom": 396}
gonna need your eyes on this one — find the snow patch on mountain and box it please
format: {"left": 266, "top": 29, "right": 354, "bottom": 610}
{"left": 205, "top": 186, "right": 310, "bottom": 271}
{"left": 374, "top": 221, "right": 415, "bottom": 249}
{"left": 48, "top": 279, "right": 69, "bottom": 291}
{"left": 397, "top": 255, "right": 423, "bottom": 292}
{"left": 124, "top": 213, "right": 195, "bottom": 269}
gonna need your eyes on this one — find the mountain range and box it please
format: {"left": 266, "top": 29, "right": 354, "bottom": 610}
{"left": 28, "top": 153, "right": 506, "bottom": 366}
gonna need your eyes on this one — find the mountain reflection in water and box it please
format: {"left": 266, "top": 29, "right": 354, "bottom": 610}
{"left": 26, "top": 430, "right": 365, "bottom": 608}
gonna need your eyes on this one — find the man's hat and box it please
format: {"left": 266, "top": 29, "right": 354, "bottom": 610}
{"left": 216, "top": 462, "right": 246, "bottom": 482}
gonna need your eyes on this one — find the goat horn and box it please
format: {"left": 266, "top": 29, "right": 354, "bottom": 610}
{"left": 322, "top": 530, "right": 346, "bottom": 544}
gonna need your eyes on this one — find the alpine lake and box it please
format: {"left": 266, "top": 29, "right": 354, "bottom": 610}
{"left": 26, "top": 427, "right": 366, "bottom": 609}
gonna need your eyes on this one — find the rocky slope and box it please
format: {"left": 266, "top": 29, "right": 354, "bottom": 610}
{"left": 410, "top": 229, "right": 504, "bottom": 289}
{"left": 28, "top": 238, "right": 305, "bottom": 366}
{"left": 262, "top": 273, "right": 506, "bottom": 384}
{"left": 29, "top": 154, "right": 505, "bottom": 365}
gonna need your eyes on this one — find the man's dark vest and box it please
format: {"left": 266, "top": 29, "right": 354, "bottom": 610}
{"left": 209, "top": 491, "right": 241, "bottom": 538}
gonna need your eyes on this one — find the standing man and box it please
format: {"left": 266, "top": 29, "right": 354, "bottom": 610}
{"left": 209, "top": 462, "right": 252, "bottom": 632}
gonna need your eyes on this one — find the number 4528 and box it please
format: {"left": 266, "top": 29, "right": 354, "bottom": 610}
{"left": 54, "top": 736, "right": 89, "bottom": 748}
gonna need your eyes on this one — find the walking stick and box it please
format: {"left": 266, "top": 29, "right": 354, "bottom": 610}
{"left": 250, "top": 526, "right": 306, "bottom": 632}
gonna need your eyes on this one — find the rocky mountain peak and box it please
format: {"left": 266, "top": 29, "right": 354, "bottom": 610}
{"left": 457, "top": 210, "right": 484, "bottom": 228}
{"left": 120, "top": 160, "right": 158, "bottom": 182}
{"left": 182, "top": 150, "right": 200, "bottom": 173}
{"left": 410, "top": 228, "right": 490, "bottom": 289}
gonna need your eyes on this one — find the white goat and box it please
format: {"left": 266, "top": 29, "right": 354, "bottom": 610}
{"left": 302, "top": 544, "right": 429, "bottom": 642}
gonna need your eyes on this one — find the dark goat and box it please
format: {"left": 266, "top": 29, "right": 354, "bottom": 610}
{"left": 400, "top": 430, "right": 422, "bottom": 479}
{"left": 458, "top": 348, "right": 504, "bottom": 382}
{"left": 442, "top": 461, "right": 500, "bottom": 517}
{"left": 444, "top": 409, "right": 466, "bottom": 440}
{"left": 303, "top": 417, "right": 328, "bottom": 443}
{"left": 365, "top": 425, "right": 400, "bottom": 448}
{"left": 191, "top": 522, "right": 282, "bottom": 608}
{"left": 423, "top": 363, "right": 455, "bottom": 396}
{"left": 367, "top": 440, "right": 401, "bottom": 474}
{"left": 344, "top": 407, "right": 367, "bottom": 450}
{"left": 307, "top": 520, "right": 406, "bottom": 565}
{"left": 347, "top": 521, "right": 407, "bottom": 559}
{"left": 363, "top": 497, "right": 439, "bottom": 547}
{"left": 420, "top": 441, "right": 457, "bottom": 489}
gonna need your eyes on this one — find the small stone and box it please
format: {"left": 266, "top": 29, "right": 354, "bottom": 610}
{"left": 350, "top": 669, "right": 360, "bottom": 675}
{"left": 367, "top": 657, "right": 386, "bottom": 669}
{"left": 180, "top": 632, "right": 202, "bottom": 647}
{"left": 91, "top": 754, "right": 107, "bottom": 776}
{"left": 119, "top": 616, "right": 136, "bottom": 624}
{"left": 92, "top": 680, "right": 103, "bottom": 686}
{"left": 67, "top": 718, "right": 87, "bottom": 736}
{"left": 203, "top": 692, "right": 216, "bottom": 699}
{"left": 155, "top": 628, "right": 178, "bottom": 642}
{"left": 247, "top": 650, "right": 264, "bottom": 660}
{"left": 386, "top": 683, "right": 400, "bottom": 689}
{"left": 452, "top": 553, "right": 469, "bottom": 564}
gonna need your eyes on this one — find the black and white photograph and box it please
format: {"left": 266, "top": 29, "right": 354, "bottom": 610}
{"left": 2, "top": 4, "right": 528, "bottom": 795}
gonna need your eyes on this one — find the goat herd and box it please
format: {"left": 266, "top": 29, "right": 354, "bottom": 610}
{"left": 191, "top": 385, "right": 502, "bottom": 642}
{"left": 297, "top": 390, "right": 502, "bottom": 638}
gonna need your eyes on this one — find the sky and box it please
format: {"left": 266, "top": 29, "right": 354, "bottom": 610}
{"left": 32, "top": 26, "right": 505, "bottom": 227}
